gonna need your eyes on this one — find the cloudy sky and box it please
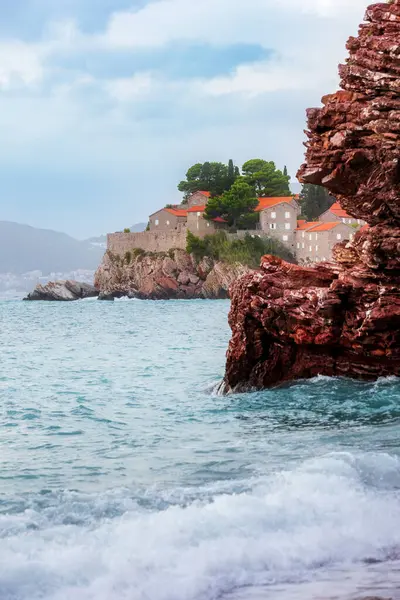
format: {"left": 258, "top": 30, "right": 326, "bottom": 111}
{"left": 0, "top": 0, "right": 368, "bottom": 238}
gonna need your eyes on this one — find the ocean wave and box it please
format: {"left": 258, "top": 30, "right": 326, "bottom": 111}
{"left": 1, "top": 451, "right": 400, "bottom": 600}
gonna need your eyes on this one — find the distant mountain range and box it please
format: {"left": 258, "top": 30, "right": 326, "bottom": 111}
{"left": 0, "top": 221, "right": 146, "bottom": 276}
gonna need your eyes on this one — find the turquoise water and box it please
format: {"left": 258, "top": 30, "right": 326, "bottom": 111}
{"left": 1, "top": 299, "right": 400, "bottom": 600}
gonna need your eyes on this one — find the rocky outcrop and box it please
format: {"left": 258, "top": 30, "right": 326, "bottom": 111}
{"left": 222, "top": 1, "right": 400, "bottom": 392}
{"left": 94, "top": 249, "right": 251, "bottom": 300}
{"left": 24, "top": 280, "right": 99, "bottom": 301}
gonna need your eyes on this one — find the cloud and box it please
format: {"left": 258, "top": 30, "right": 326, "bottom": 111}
{"left": 105, "top": 72, "right": 153, "bottom": 101}
{"left": 0, "top": 40, "right": 45, "bottom": 88}
{"left": 0, "top": 0, "right": 371, "bottom": 236}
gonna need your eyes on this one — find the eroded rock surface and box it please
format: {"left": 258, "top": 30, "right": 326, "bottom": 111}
{"left": 223, "top": 1, "right": 400, "bottom": 392}
{"left": 24, "top": 281, "right": 98, "bottom": 301}
{"left": 94, "top": 249, "right": 250, "bottom": 300}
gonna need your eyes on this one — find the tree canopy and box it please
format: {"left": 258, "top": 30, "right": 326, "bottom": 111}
{"left": 300, "top": 184, "right": 335, "bottom": 221}
{"left": 204, "top": 180, "right": 259, "bottom": 229}
{"left": 178, "top": 160, "right": 239, "bottom": 199}
{"left": 242, "top": 159, "right": 291, "bottom": 197}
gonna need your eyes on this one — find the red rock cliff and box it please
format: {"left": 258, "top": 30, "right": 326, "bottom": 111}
{"left": 222, "top": 1, "right": 400, "bottom": 392}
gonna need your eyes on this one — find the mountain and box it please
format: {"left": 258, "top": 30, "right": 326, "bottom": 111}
{"left": 0, "top": 221, "right": 146, "bottom": 275}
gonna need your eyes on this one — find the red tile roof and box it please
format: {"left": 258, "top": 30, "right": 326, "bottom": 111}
{"left": 308, "top": 221, "right": 345, "bottom": 232}
{"left": 297, "top": 221, "right": 319, "bottom": 231}
{"left": 327, "top": 202, "right": 352, "bottom": 219}
{"left": 165, "top": 208, "right": 188, "bottom": 217}
{"left": 296, "top": 221, "right": 347, "bottom": 232}
{"left": 198, "top": 191, "right": 211, "bottom": 198}
{"left": 255, "top": 197, "right": 296, "bottom": 212}
{"left": 187, "top": 205, "right": 206, "bottom": 213}
{"left": 212, "top": 216, "right": 228, "bottom": 223}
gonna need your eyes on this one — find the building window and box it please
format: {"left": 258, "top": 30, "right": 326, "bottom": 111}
{"left": 309, "top": 246, "right": 312, "bottom": 252}
{"left": 337, "top": 233, "right": 342, "bottom": 240}
{"left": 285, "top": 211, "right": 291, "bottom": 219}
{"left": 309, "top": 234, "right": 312, "bottom": 241}
{"left": 283, "top": 235, "right": 288, "bottom": 242}
{"left": 315, "top": 233, "right": 318, "bottom": 241}
{"left": 271, "top": 212, "right": 276, "bottom": 219}
{"left": 315, "top": 245, "right": 319, "bottom": 252}
{"left": 285, "top": 223, "right": 291, "bottom": 230}
{"left": 270, "top": 223, "right": 277, "bottom": 230}
{"left": 302, "top": 243, "right": 305, "bottom": 249}
{"left": 297, "top": 243, "right": 300, "bottom": 249}
{"left": 155, "top": 219, "right": 159, "bottom": 226}
{"left": 302, "top": 232, "right": 305, "bottom": 238}
{"left": 166, "top": 220, "right": 170, "bottom": 226}
{"left": 197, "top": 212, "right": 201, "bottom": 217}
{"left": 207, "top": 222, "right": 210, "bottom": 227}
{"left": 357, "top": 219, "right": 361, "bottom": 225}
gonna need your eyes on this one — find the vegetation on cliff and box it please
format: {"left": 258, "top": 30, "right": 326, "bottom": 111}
{"left": 186, "top": 231, "right": 295, "bottom": 268}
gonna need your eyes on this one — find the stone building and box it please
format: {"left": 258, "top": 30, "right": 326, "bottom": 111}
{"left": 187, "top": 204, "right": 227, "bottom": 235}
{"left": 187, "top": 190, "right": 211, "bottom": 208}
{"left": 319, "top": 202, "right": 365, "bottom": 227}
{"left": 149, "top": 207, "right": 187, "bottom": 232}
{"left": 117, "top": 191, "right": 357, "bottom": 264}
{"left": 296, "top": 220, "right": 355, "bottom": 263}
{"left": 256, "top": 197, "right": 300, "bottom": 255}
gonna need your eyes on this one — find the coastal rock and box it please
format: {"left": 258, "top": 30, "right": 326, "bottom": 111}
{"left": 94, "top": 248, "right": 252, "bottom": 300}
{"left": 24, "top": 280, "right": 99, "bottom": 302}
{"left": 222, "top": 0, "right": 400, "bottom": 391}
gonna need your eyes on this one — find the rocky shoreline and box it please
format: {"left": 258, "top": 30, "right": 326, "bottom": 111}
{"left": 23, "top": 250, "right": 252, "bottom": 301}
{"left": 94, "top": 248, "right": 252, "bottom": 300}
{"left": 221, "top": 0, "right": 400, "bottom": 392}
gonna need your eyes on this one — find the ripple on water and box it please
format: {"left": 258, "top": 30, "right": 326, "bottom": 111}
{"left": 1, "top": 300, "right": 400, "bottom": 600}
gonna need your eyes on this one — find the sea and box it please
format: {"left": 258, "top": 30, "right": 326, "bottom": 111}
{"left": 1, "top": 298, "right": 400, "bottom": 600}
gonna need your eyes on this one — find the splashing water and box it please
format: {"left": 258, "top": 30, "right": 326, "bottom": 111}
{"left": 1, "top": 299, "right": 400, "bottom": 600}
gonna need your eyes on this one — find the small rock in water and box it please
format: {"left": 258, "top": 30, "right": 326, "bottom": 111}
{"left": 98, "top": 292, "right": 115, "bottom": 301}
{"left": 24, "top": 280, "right": 99, "bottom": 302}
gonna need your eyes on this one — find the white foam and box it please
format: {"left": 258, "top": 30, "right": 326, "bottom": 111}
{"left": 1, "top": 452, "right": 400, "bottom": 600}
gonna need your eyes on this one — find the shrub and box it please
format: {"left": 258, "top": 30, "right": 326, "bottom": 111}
{"left": 132, "top": 248, "right": 145, "bottom": 257}
{"left": 125, "top": 251, "right": 132, "bottom": 264}
{"left": 186, "top": 231, "right": 295, "bottom": 268}
{"left": 124, "top": 228, "right": 131, "bottom": 233}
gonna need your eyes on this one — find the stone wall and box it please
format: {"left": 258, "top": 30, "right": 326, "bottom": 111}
{"left": 107, "top": 228, "right": 187, "bottom": 256}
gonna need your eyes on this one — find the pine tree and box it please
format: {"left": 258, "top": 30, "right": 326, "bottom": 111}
{"left": 300, "top": 184, "right": 335, "bottom": 221}
{"left": 226, "top": 159, "right": 236, "bottom": 190}
{"left": 242, "top": 159, "right": 291, "bottom": 197}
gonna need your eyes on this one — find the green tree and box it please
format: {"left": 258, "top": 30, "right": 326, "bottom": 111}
{"left": 204, "top": 180, "right": 258, "bottom": 230}
{"left": 283, "top": 165, "right": 288, "bottom": 178}
{"left": 242, "top": 159, "right": 291, "bottom": 197}
{"left": 300, "top": 184, "right": 335, "bottom": 221}
{"left": 178, "top": 162, "right": 229, "bottom": 199}
{"left": 226, "top": 159, "right": 236, "bottom": 191}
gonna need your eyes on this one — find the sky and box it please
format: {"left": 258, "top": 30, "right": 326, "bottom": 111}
{"left": 0, "top": 0, "right": 369, "bottom": 239}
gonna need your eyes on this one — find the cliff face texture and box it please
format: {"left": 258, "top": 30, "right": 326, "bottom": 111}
{"left": 222, "top": 1, "right": 400, "bottom": 392}
{"left": 94, "top": 249, "right": 250, "bottom": 300}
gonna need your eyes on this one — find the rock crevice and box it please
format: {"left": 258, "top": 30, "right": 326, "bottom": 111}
{"left": 222, "top": 1, "right": 400, "bottom": 392}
